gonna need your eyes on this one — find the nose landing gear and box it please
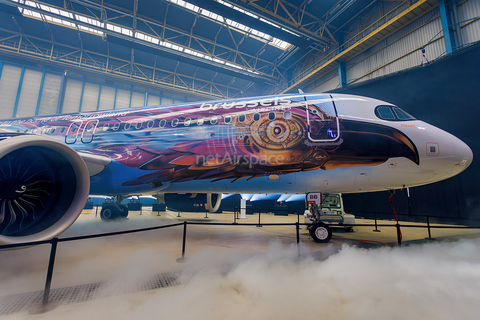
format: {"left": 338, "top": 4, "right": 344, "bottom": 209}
{"left": 308, "top": 222, "right": 333, "bottom": 243}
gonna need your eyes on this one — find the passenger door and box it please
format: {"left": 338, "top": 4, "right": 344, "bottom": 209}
{"left": 303, "top": 94, "right": 341, "bottom": 145}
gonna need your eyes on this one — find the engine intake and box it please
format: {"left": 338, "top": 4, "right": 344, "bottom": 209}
{"left": 0, "top": 134, "right": 89, "bottom": 245}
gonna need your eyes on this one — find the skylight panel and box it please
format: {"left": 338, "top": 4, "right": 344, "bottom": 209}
{"left": 168, "top": 0, "right": 292, "bottom": 50}
{"left": 11, "top": 0, "right": 261, "bottom": 74}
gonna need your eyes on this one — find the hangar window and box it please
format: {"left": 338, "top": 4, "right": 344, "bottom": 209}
{"left": 210, "top": 116, "right": 218, "bottom": 125}
{"left": 284, "top": 111, "right": 292, "bottom": 120}
{"left": 124, "top": 122, "right": 131, "bottom": 130}
{"left": 113, "top": 123, "right": 121, "bottom": 131}
{"left": 375, "top": 105, "right": 415, "bottom": 121}
{"left": 159, "top": 119, "right": 166, "bottom": 127}
{"left": 147, "top": 120, "right": 154, "bottom": 128}
{"left": 135, "top": 122, "right": 143, "bottom": 129}
{"left": 238, "top": 114, "right": 245, "bottom": 123}
{"left": 172, "top": 119, "right": 179, "bottom": 127}
{"left": 253, "top": 113, "right": 260, "bottom": 121}
{"left": 184, "top": 118, "right": 191, "bottom": 126}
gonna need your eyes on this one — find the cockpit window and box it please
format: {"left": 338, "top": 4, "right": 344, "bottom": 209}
{"left": 375, "top": 105, "right": 415, "bottom": 121}
{"left": 393, "top": 107, "right": 415, "bottom": 120}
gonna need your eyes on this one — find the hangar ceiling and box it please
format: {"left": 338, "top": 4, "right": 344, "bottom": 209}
{"left": 0, "top": 0, "right": 438, "bottom": 100}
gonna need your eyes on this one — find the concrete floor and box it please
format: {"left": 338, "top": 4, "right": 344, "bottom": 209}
{"left": 1, "top": 208, "right": 480, "bottom": 319}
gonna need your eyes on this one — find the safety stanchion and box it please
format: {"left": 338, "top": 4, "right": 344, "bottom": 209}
{"left": 256, "top": 209, "right": 262, "bottom": 227}
{"left": 425, "top": 215, "right": 435, "bottom": 240}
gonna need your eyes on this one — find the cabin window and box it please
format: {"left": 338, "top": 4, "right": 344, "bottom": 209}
{"left": 238, "top": 114, "right": 245, "bottom": 122}
{"left": 268, "top": 112, "right": 276, "bottom": 120}
{"left": 136, "top": 122, "right": 143, "bottom": 129}
{"left": 197, "top": 117, "right": 205, "bottom": 125}
{"left": 210, "top": 116, "right": 218, "bottom": 125}
{"left": 50, "top": 128, "right": 56, "bottom": 134}
{"left": 172, "top": 118, "right": 179, "bottom": 127}
{"left": 224, "top": 116, "right": 232, "bottom": 124}
{"left": 113, "top": 123, "right": 120, "bottom": 131}
{"left": 253, "top": 113, "right": 260, "bottom": 121}
{"left": 60, "top": 127, "right": 66, "bottom": 134}
{"left": 124, "top": 122, "right": 131, "bottom": 130}
{"left": 284, "top": 111, "right": 292, "bottom": 120}
{"left": 87, "top": 124, "right": 94, "bottom": 132}
{"left": 147, "top": 120, "right": 154, "bottom": 128}
{"left": 159, "top": 119, "right": 166, "bottom": 127}
{"left": 103, "top": 124, "right": 110, "bottom": 131}
{"left": 184, "top": 118, "right": 191, "bottom": 126}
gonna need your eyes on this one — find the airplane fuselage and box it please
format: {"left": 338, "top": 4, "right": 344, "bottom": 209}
{"left": 0, "top": 93, "right": 473, "bottom": 197}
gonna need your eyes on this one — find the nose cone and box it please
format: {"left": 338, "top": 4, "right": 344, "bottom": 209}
{"left": 451, "top": 139, "right": 473, "bottom": 176}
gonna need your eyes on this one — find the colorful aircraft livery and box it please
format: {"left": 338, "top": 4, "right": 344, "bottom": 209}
{"left": 0, "top": 93, "right": 473, "bottom": 244}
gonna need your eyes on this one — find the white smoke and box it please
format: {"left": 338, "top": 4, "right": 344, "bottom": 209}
{"left": 2, "top": 240, "right": 480, "bottom": 320}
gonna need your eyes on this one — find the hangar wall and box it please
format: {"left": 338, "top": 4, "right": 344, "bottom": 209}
{"left": 310, "top": 0, "right": 480, "bottom": 93}
{"left": 0, "top": 60, "right": 189, "bottom": 120}
{"left": 332, "top": 42, "right": 480, "bottom": 225}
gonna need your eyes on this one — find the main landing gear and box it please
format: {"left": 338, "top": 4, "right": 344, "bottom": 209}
{"left": 100, "top": 196, "right": 129, "bottom": 221}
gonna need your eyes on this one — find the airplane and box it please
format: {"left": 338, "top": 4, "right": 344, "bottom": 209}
{"left": 0, "top": 93, "right": 473, "bottom": 244}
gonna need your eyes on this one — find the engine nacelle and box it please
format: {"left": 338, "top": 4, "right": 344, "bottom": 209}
{"left": 0, "top": 134, "right": 90, "bottom": 245}
{"left": 157, "top": 193, "right": 222, "bottom": 213}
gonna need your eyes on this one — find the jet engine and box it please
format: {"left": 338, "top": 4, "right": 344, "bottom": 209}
{"left": 156, "top": 193, "right": 222, "bottom": 213}
{"left": 0, "top": 134, "right": 90, "bottom": 245}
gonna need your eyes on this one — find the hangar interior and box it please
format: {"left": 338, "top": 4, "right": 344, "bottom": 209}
{"left": 0, "top": 0, "right": 480, "bottom": 317}
{"left": 0, "top": 0, "right": 478, "bottom": 220}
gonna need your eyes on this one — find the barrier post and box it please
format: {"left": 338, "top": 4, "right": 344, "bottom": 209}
{"left": 373, "top": 212, "right": 380, "bottom": 232}
{"left": 256, "top": 209, "right": 262, "bottom": 227}
{"left": 396, "top": 223, "right": 402, "bottom": 245}
{"left": 233, "top": 207, "right": 238, "bottom": 224}
{"left": 29, "top": 238, "right": 60, "bottom": 314}
{"left": 95, "top": 205, "right": 99, "bottom": 218}
{"left": 296, "top": 222, "right": 300, "bottom": 244}
{"left": 297, "top": 210, "right": 301, "bottom": 229}
{"left": 177, "top": 221, "right": 188, "bottom": 262}
{"left": 425, "top": 215, "right": 435, "bottom": 240}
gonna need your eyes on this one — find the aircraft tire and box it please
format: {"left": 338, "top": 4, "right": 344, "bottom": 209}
{"left": 100, "top": 205, "right": 120, "bottom": 221}
{"left": 309, "top": 222, "right": 332, "bottom": 243}
{"left": 118, "top": 204, "right": 129, "bottom": 218}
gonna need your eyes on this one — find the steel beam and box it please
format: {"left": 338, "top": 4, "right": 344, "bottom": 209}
{"left": 439, "top": 0, "right": 456, "bottom": 54}
{"left": 229, "top": 0, "right": 335, "bottom": 46}
{"left": 0, "top": 0, "right": 281, "bottom": 82}
{"left": 35, "top": 70, "right": 46, "bottom": 116}
{"left": 338, "top": 61, "right": 347, "bottom": 88}
{"left": 280, "top": 0, "right": 438, "bottom": 93}
{"left": 13, "top": 66, "right": 25, "bottom": 118}
{"left": 0, "top": 28, "right": 252, "bottom": 99}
